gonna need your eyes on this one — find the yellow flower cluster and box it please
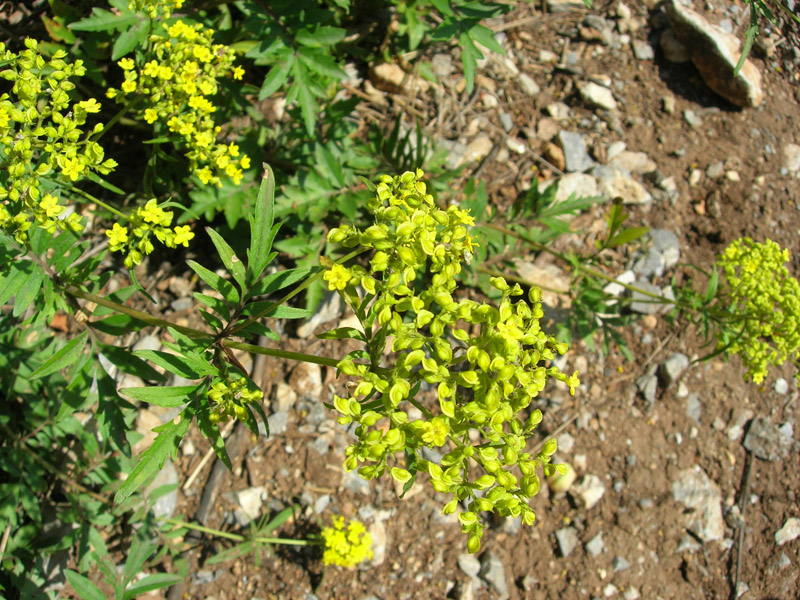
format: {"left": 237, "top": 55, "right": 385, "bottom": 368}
{"left": 128, "top": 0, "right": 185, "bottom": 19}
{"left": 325, "top": 170, "right": 578, "bottom": 553}
{"left": 320, "top": 516, "right": 373, "bottom": 568}
{"left": 206, "top": 376, "right": 264, "bottom": 424}
{"left": 717, "top": 237, "right": 800, "bottom": 386}
{"left": 106, "top": 199, "right": 194, "bottom": 268}
{"left": 0, "top": 39, "right": 117, "bottom": 243}
{"left": 107, "top": 21, "right": 249, "bottom": 187}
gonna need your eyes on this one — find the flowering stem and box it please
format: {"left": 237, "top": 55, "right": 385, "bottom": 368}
{"left": 40, "top": 177, "right": 128, "bottom": 220}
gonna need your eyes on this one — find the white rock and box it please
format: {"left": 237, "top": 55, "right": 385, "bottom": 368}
{"left": 234, "top": 486, "right": 267, "bottom": 521}
{"left": 609, "top": 151, "right": 657, "bottom": 174}
{"left": 579, "top": 81, "right": 618, "bottom": 111}
{"left": 775, "top": 518, "right": 800, "bottom": 545}
{"left": 369, "top": 520, "right": 388, "bottom": 566}
{"left": 783, "top": 143, "right": 800, "bottom": 173}
{"left": 597, "top": 170, "right": 652, "bottom": 204}
{"left": 571, "top": 474, "right": 606, "bottom": 509}
{"left": 518, "top": 73, "right": 541, "bottom": 96}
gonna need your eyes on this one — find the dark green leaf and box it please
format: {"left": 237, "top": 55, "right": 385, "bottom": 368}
{"left": 123, "top": 573, "right": 184, "bottom": 600}
{"left": 607, "top": 226, "right": 650, "bottom": 248}
{"left": 91, "top": 313, "right": 148, "bottom": 336}
{"left": 115, "top": 408, "right": 192, "bottom": 504}
{"left": 194, "top": 293, "right": 231, "bottom": 322}
{"left": 258, "top": 52, "right": 293, "bottom": 100}
{"left": 295, "top": 26, "right": 346, "bottom": 47}
{"left": 247, "top": 165, "right": 277, "bottom": 286}
{"left": 248, "top": 267, "right": 316, "bottom": 298}
{"left": 205, "top": 228, "right": 247, "bottom": 292}
{"left": 0, "top": 261, "right": 32, "bottom": 305}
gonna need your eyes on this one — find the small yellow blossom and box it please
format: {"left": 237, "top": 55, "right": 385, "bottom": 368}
{"left": 321, "top": 517, "right": 373, "bottom": 568}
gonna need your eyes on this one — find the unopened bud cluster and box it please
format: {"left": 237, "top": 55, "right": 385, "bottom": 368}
{"left": 0, "top": 39, "right": 117, "bottom": 243}
{"left": 324, "top": 170, "right": 579, "bottom": 553}
{"left": 206, "top": 376, "right": 263, "bottom": 424}
{"left": 717, "top": 237, "right": 800, "bottom": 387}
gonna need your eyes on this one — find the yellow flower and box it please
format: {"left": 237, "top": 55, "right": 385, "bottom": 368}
{"left": 77, "top": 98, "right": 101, "bottom": 113}
{"left": 321, "top": 517, "right": 373, "bottom": 568}
{"left": 106, "top": 222, "right": 129, "bottom": 251}
{"left": 59, "top": 156, "right": 85, "bottom": 181}
{"left": 39, "top": 194, "right": 64, "bottom": 218}
{"left": 232, "top": 65, "right": 244, "bottom": 80}
{"left": 118, "top": 58, "right": 135, "bottom": 70}
{"left": 144, "top": 108, "right": 158, "bottom": 124}
{"left": 323, "top": 263, "right": 352, "bottom": 291}
{"left": 172, "top": 225, "right": 194, "bottom": 247}
{"left": 121, "top": 79, "right": 137, "bottom": 93}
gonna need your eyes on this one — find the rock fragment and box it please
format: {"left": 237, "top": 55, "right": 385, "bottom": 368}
{"left": 579, "top": 81, "right": 618, "bottom": 111}
{"left": 479, "top": 550, "right": 509, "bottom": 600}
{"left": 744, "top": 417, "right": 794, "bottom": 461}
{"left": 570, "top": 474, "right": 606, "bottom": 509}
{"left": 672, "top": 465, "right": 725, "bottom": 542}
{"left": 665, "top": 0, "right": 763, "bottom": 107}
{"left": 775, "top": 518, "right": 800, "bottom": 546}
{"left": 557, "top": 131, "right": 594, "bottom": 172}
{"left": 555, "top": 526, "right": 580, "bottom": 557}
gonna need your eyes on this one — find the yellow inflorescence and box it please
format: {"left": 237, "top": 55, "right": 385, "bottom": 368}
{"left": 0, "top": 39, "right": 117, "bottom": 242}
{"left": 107, "top": 20, "right": 250, "bottom": 187}
{"left": 717, "top": 237, "right": 800, "bottom": 386}
{"left": 324, "top": 170, "right": 579, "bottom": 554}
{"left": 128, "top": 0, "right": 185, "bottom": 19}
{"left": 320, "top": 516, "right": 373, "bottom": 568}
{"left": 106, "top": 199, "right": 195, "bottom": 268}
{"left": 206, "top": 376, "right": 264, "bottom": 424}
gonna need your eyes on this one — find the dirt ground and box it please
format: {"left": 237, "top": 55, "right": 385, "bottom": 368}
{"left": 88, "top": 2, "right": 800, "bottom": 599}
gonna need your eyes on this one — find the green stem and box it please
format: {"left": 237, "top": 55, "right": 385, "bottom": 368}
{"left": 92, "top": 96, "right": 143, "bottom": 143}
{"left": 222, "top": 340, "right": 341, "bottom": 369}
{"left": 163, "top": 518, "right": 315, "bottom": 546}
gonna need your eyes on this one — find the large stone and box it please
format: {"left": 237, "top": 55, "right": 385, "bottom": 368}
{"left": 579, "top": 81, "right": 618, "bottom": 112}
{"left": 555, "top": 526, "right": 580, "bottom": 557}
{"left": 665, "top": 0, "right": 763, "bottom": 107}
{"left": 775, "top": 518, "right": 800, "bottom": 546}
{"left": 672, "top": 465, "right": 725, "bottom": 542}
{"left": 479, "top": 550, "right": 509, "bottom": 599}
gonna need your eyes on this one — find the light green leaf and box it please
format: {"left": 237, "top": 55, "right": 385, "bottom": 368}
{"left": 12, "top": 264, "right": 44, "bottom": 317}
{"left": 133, "top": 350, "right": 205, "bottom": 379}
{"left": 30, "top": 330, "right": 89, "bottom": 379}
{"left": 119, "top": 385, "right": 200, "bottom": 407}
{"left": 122, "top": 573, "right": 184, "bottom": 600}
{"left": 316, "top": 327, "right": 366, "bottom": 342}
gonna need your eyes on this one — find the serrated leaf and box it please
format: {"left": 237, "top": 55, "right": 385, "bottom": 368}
{"left": 30, "top": 330, "right": 89, "bottom": 379}
{"left": 205, "top": 227, "right": 247, "bottom": 292}
{"left": 258, "top": 52, "right": 293, "bottom": 100}
{"left": 64, "top": 570, "right": 105, "bottom": 600}
{"left": 247, "top": 165, "right": 277, "bottom": 286}
{"left": 115, "top": 408, "right": 192, "bottom": 504}
{"left": 197, "top": 405, "right": 231, "bottom": 470}
{"left": 467, "top": 23, "right": 505, "bottom": 55}
{"left": 119, "top": 385, "right": 200, "bottom": 407}
{"left": 112, "top": 18, "right": 149, "bottom": 60}
{"left": 69, "top": 8, "right": 138, "bottom": 32}
{"left": 297, "top": 47, "right": 347, "bottom": 80}
{"left": 459, "top": 33, "right": 480, "bottom": 93}
{"left": 187, "top": 259, "right": 239, "bottom": 304}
